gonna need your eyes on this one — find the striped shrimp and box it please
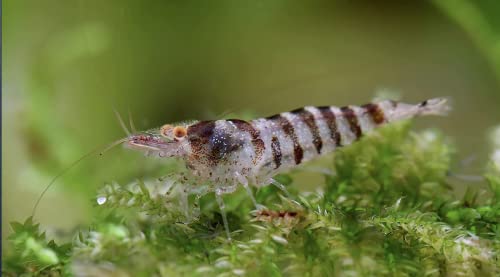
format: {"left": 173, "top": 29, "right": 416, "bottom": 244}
{"left": 126, "top": 98, "right": 450, "bottom": 239}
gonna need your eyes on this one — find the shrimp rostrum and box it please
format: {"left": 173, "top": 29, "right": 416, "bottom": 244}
{"left": 126, "top": 98, "right": 449, "bottom": 239}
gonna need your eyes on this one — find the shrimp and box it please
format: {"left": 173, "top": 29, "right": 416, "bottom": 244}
{"left": 126, "top": 98, "right": 450, "bottom": 240}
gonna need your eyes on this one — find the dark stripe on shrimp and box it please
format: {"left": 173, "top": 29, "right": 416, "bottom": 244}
{"left": 317, "top": 106, "right": 341, "bottom": 146}
{"left": 188, "top": 120, "right": 244, "bottom": 166}
{"left": 217, "top": 123, "right": 248, "bottom": 165}
{"left": 266, "top": 114, "right": 304, "bottom": 164}
{"left": 362, "top": 103, "right": 385, "bottom": 125}
{"left": 340, "top": 106, "right": 362, "bottom": 139}
{"left": 227, "top": 119, "right": 265, "bottom": 164}
{"left": 187, "top": 120, "right": 216, "bottom": 161}
{"left": 291, "top": 108, "right": 323, "bottom": 154}
{"left": 271, "top": 136, "right": 282, "bottom": 169}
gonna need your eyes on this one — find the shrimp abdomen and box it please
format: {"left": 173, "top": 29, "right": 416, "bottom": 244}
{"left": 251, "top": 98, "right": 450, "bottom": 174}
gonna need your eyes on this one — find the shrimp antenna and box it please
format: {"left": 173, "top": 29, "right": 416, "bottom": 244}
{"left": 31, "top": 137, "right": 128, "bottom": 218}
{"left": 113, "top": 108, "right": 131, "bottom": 136}
{"left": 128, "top": 108, "right": 137, "bottom": 133}
{"left": 99, "top": 137, "right": 128, "bottom": 156}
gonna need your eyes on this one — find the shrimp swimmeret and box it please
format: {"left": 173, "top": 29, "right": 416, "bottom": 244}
{"left": 125, "top": 98, "right": 450, "bottom": 240}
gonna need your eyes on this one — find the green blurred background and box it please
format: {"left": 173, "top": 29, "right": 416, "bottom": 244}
{"left": 3, "top": 1, "right": 500, "bottom": 247}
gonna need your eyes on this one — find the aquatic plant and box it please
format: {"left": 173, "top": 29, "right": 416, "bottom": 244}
{"left": 4, "top": 121, "right": 499, "bottom": 276}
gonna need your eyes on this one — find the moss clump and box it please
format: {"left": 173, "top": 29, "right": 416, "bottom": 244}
{"left": 4, "top": 122, "right": 500, "bottom": 276}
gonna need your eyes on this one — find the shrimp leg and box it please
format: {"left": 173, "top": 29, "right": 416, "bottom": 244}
{"left": 214, "top": 184, "right": 238, "bottom": 241}
{"left": 235, "top": 172, "right": 264, "bottom": 210}
{"left": 269, "top": 178, "right": 291, "bottom": 198}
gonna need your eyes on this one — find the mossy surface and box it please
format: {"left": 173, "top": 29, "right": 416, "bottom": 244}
{"left": 4, "top": 122, "right": 500, "bottom": 276}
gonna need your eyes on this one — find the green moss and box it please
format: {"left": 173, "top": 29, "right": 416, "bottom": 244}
{"left": 4, "top": 122, "right": 500, "bottom": 276}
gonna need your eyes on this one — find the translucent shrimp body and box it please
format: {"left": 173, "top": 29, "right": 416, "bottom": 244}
{"left": 127, "top": 98, "right": 449, "bottom": 239}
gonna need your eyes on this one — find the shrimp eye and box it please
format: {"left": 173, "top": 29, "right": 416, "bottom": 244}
{"left": 160, "top": 124, "right": 173, "bottom": 138}
{"left": 173, "top": 126, "right": 187, "bottom": 139}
